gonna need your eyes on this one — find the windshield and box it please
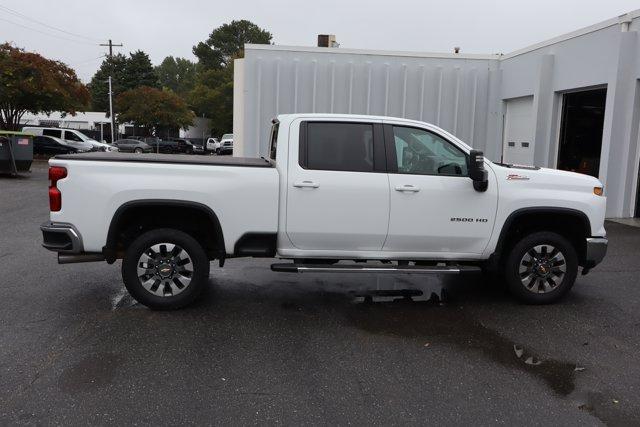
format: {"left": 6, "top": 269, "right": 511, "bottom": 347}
{"left": 222, "top": 134, "right": 233, "bottom": 139}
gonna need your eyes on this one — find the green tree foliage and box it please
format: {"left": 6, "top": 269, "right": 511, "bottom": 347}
{"left": 123, "top": 50, "right": 160, "bottom": 90}
{"left": 116, "top": 86, "right": 194, "bottom": 133}
{"left": 0, "top": 43, "right": 89, "bottom": 130}
{"left": 188, "top": 65, "right": 234, "bottom": 137}
{"left": 193, "top": 20, "right": 272, "bottom": 69}
{"left": 88, "top": 53, "right": 127, "bottom": 112}
{"left": 190, "top": 20, "right": 272, "bottom": 135}
{"left": 156, "top": 56, "right": 197, "bottom": 98}
{"left": 89, "top": 51, "right": 159, "bottom": 111}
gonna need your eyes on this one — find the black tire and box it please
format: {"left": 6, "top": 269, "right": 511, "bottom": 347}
{"left": 215, "top": 148, "right": 220, "bottom": 155}
{"left": 504, "top": 231, "right": 578, "bottom": 304}
{"left": 134, "top": 148, "right": 143, "bottom": 154}
{"left": 122, "top": 228, "right": 210, "bottom": 310}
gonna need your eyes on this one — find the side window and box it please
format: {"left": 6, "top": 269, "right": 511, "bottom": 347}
{"left": 392, "top": 126, "right": 468, "bottom": 176}
{"left": 269, "top": 122, "right": 279, "bottom": 160}
{"left": 64, "top": 131, "right": 83, "bottom": 142}
{"left": 303, "top": 122, "right": 374, "bottom": 172}
{"left": 34, "top": 136, "right": 48, "bottom": 146}
{"left": 43, "top": 129, "right": 62, "bottom": 138}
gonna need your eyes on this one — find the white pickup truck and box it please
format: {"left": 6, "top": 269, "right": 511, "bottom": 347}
{"left": 41, "top": 114, "right": 608, "bottom": 309}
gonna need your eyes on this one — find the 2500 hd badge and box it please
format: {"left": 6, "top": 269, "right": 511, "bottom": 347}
{"left": 450, "top": 217, "right": 489, "bottom": 223}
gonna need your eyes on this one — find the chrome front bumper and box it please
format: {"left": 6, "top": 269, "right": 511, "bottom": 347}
{"left": 585, "top": 237, "right": 608, "bottom": 268}
{"left": 40, "top": 222, "right": 83, "bottom": 253}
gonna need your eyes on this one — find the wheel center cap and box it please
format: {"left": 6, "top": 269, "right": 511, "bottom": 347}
{"left": 537, "top": 263, "right": 550, "bottom": 276}
{"left": 158, "top": 264, "right": 173, "bottom": 278}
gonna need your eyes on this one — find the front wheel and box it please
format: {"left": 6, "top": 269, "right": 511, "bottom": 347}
{"left": 122, "top": 228, "right": 210, "bottom": 309}
{"left": 134, "top": 148, "right": 143, "bottom": 154}
{"left": 504, "top": 231, "right": 578, "bottom": 304}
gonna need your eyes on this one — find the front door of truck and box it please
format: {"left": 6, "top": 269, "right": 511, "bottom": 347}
{"left": 286, "top": 119, "right": 390, "bottom": 251}
{"left": 383, "top": 123, "right": 498, "bottom": 255}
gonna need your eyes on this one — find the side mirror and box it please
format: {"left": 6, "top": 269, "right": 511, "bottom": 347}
{"left": 469, "top": 150, "right": 488, "bottom": 192}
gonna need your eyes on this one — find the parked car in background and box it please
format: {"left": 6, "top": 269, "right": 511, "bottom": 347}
{"left": 206, "top": 137, "right": 220, "bottom": 153}
{"left": 169, "top": 138, "right": 196, "bottom": 154}
{"left": 33, "top": 135, "right": 82, "bottom": 155}
{"left": 191, "top": 142, "right": 205, "bottom": 154}
{"left": 219, "top": 133, "right": 233, "bottom": 155}
{"left": 144, "top": 137, "right": 180, "bottom": 154}
{"left": 22, "top": 127, "right": 117, "bottom": 152}
{"left": 113, "top": 139, "right": 153, "bottom": 153}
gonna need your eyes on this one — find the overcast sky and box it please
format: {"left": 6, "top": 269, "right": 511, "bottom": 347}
{"left": 1, "top": 0, "right": 639, "bottom": 82}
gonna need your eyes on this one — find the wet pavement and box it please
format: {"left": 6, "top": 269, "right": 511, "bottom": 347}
{"left": 1, "top": 165, "right": 640, "bottom": 425}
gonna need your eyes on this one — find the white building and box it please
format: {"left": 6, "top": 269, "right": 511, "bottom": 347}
{"left": 233, "top": 9, "right": 640, "bottom": 218}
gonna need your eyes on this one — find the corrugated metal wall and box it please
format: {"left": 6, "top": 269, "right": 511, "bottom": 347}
{"left": 235, "top": 45, "right": 500, "bottom": 158}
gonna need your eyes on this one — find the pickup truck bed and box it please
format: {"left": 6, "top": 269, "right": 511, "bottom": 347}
{"left": 55, "top": 152, "right": 273, "bottom": 168}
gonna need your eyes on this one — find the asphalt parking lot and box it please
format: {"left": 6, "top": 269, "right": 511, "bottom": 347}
{"left": 1, "top": 164, "right": 639, "bottom": 425}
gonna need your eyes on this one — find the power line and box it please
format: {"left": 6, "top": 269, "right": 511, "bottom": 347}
{"left": 0, "top": 3, "right": 102, "bottom": 42}
{"left": 0, "top": 16, "right": 98, "bottom": 46}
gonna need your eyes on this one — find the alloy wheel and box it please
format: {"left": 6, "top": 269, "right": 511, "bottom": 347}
{"left": 518, "top": 244, "right": 566, "bottom": 293}
{"left": 136, "top": 243, "right": 193, "bottom": 297}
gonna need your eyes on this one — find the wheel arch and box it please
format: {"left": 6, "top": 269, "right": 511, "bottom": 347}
{"left": 490, "top": 207, "right": 591, "bottom": 268}
{"left": 103, "top": 199, "right": 225, "bottom": 263}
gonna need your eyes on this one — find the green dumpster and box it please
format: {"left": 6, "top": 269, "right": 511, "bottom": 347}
{"left": 0, "top": 131, "right": 33, "bottom": 175}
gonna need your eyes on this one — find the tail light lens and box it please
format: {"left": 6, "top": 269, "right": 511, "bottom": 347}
{"left": 49, "top": 166, "right": 67, "bottom": 211}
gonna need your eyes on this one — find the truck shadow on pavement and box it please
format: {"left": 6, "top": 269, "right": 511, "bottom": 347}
{"left": 192, "top": 273, "right": 578, "bottom": 396}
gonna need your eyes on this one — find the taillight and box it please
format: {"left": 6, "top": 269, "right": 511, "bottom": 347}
{"left": 49, "top": 166, "right": 67, "bottom": 212}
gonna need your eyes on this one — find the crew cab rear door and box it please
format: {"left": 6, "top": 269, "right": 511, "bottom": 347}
{"left": 382, "top": 122, "right": 498, "bottom": 255}
{"left": 285, "top": 118, "right": 389, "bottom": 251}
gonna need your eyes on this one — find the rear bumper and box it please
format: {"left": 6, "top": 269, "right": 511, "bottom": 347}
{"left": 584, "top": 237, "right": 608, "bottom": 268}
{"left": 40, "top": 222, "right": 83, "bottom": 253}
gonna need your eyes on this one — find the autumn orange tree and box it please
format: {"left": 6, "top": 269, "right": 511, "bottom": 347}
{"left": 0, "top": 43, "right": 89, "bottom": 130}
{"left": 116, "top": 86, "right": 195, "bottom": 135}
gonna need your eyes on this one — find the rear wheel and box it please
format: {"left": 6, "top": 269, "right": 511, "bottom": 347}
{"left": 504, "top": 231, "right": 578, "bottom": 304}
{"left": 122, "top": 228, "right": 209, "bottom": 309}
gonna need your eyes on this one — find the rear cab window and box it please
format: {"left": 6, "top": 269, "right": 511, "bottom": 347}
{"left": 299, "top": 121, "right": 384, "bottom": 172}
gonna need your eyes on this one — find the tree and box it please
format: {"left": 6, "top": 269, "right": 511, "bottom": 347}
{"left": 156, "top": 56, "right": 197, "bottom": 98}
{"left": 190, "top": 20, "right": 272, "bottom": 135}
{"left": 0, "top": 43, "right": 89, "bottom": 131}
{"left": 116, "top": 86, "right": 194, "bottom": 134}
{"left": 193, "top": 19, "right": 272, "bottom": 69}
{"left": 88, "top": 53, "right": 127, "bottom": 111}
{"left": 188, "top": 65, "right": 233, "bottom": 136}
{"left": 122, "top": 50, "right": 159, "bottom": 90}
{"left": 89, "top": 50, "right": 159, "bottom": 111}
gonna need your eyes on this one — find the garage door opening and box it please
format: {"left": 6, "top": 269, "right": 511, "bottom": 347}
{"left": 557, "top": 88, "right": 607, "bottom": 178}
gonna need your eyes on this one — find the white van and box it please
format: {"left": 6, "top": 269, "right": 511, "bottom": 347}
{"left": 22, "top": 127, "right": 117, "bottom": 152}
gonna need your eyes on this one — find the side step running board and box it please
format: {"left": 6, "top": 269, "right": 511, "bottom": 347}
{"left": 270, "top": 263, "right": 481, "bottom": 274}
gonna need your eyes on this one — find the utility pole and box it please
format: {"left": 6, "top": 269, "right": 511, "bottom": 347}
{"left": 108, "top": 76, "right": 115, "bottom": 143}
{"left": 100, "top": 40, "right": 122, "bottom": 143}
{"left": 100, "top": 39, "right": 123, "bottom": 58}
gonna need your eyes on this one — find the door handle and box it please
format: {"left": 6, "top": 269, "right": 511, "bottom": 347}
{"left": 395, "top": 184, "right": 420, "bottom": 192}
{"left": 293, "top": 180, "right": 320, "bottom": 188}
